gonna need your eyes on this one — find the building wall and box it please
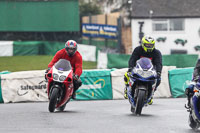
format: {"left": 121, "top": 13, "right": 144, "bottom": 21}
{"left": 131, "top": 18, "right": 200, "bottom": 55}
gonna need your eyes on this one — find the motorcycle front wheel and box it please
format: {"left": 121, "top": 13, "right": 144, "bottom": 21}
{"left": 49, "top": 87, "right": 59, "bottom": 113}
{"left": 135, "top": 89, "right": 145, "bottom": 115}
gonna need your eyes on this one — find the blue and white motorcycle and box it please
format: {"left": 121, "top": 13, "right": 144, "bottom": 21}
{"left": 185, "top": 81, "right": 200, "bottom": 130}
{"left": 127, "top": 57, "right": 157, "bottom": 115}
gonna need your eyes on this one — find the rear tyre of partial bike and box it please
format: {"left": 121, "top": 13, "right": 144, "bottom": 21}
{"left": 135, "top": 89, "right": 145, "bottom": 115}
{"left": 189, "top": 113, "right": 199, "bottom": 130}
{"left": 49, "top": 87, "right": 59, "bottom": 113}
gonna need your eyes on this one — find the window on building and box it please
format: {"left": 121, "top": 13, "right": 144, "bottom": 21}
{"left": 153, "top": 20, "right": 168, "bottom": 31}
{"left": 169, "top": 19, "right": 184, "bottom": 31}
{"left": 152, "top": 19, "right": 184, "bottom": 31}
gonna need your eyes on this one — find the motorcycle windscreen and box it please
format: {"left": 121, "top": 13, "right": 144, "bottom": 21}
{"left": 136, "top": 57, "right": 153, "bottom": 70}
{"left": 54, "top": 59, "right": 72, "bottom": 71}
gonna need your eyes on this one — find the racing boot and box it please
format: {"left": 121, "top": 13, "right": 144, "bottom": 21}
{"left": 124, "top": 87, "right": 128, "bottom": 99}
{"left": 72, "top": 90, "right": 77, "bottom": 100}
{"left": 148, "top": 97, "right": 153, "bottom": 105}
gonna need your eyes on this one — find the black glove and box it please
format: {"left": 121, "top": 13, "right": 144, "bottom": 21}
{"left": 45, "top": 68, "right": 51, "bottom": 73}
{"left": 73, "top": 74, "right": 79, "bottom": 81}
{"left": 128, "top": 67, "right": 133, "bottom": 72}
{"left": 193, "top": 76, "right": 199, "bottom": 82}
{"left": 45, "top": 68, "right": 51, "bottom": 80}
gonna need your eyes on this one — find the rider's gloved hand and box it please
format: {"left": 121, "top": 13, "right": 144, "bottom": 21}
{"left": 185, "top": 84, "right": 194, "bottom": 97}
{"left": 128, "top": 67, "right": 133, "bottom": 73}
{"left": 193, "top": 76, "right": 199, "bottom": 82}
{"left": 45, "top": 67, "right": 51, "bottom": 80}
{"left": 73, "top": 74, "right": 79, "bottom": 81}
{"left": 127, "top": 67, "right": 133, "bottom": 77}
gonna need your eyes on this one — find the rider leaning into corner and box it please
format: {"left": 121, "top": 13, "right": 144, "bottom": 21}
{"left": 46, "top": 40, "right": 82, "bottom": 100}
{"left": 124, "top": 35, "right": 163, "bottom": 104}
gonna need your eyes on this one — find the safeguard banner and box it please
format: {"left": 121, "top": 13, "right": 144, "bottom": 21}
{"left": 78, "top": 69, "right": 113, "bottom": 100}
{"left": 1, "top": 70, "right": 48, "bottom": 103}
{"left": 82, "top": 23, "right": 118, "bottom": 39}
{"left": 0, "top": 69, "right": 113, "bottom": 103}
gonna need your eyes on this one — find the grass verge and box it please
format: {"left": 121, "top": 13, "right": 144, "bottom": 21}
{"left": 0, "top": 56, "right": 97, "bottom": 72}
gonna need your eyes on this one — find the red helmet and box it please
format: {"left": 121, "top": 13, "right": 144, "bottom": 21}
{"left": 65, "top": 40, "right": 77, "bottom": 56}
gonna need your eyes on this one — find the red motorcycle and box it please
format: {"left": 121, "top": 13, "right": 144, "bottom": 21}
{"left": 46, "top": 59, "right": 74, "bottom": 112}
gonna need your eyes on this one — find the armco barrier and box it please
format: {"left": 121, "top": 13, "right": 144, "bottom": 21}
{"left": 1, "top": 67, "right": 186, "bottom": 103}
{"left": 0, "top": 69, "right": 112, "bottom": 103}
{"left": 168, "top": 67, "right": 194, "bottom": 98}
{"left": 1, "top": 70, "right": 47, "bottom": 103}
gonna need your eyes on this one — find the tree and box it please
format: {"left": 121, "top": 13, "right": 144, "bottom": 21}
{"left": 79, "top": 0, "right": 101, "bottom": 17}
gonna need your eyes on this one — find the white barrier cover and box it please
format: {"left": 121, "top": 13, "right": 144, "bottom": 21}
{"left": 78, "top": 44, "right": 96, "bottom": 62}
{"left": 154, "top": 66, "right": 176, "bottom": 98}
{"left": 0, "top": 41, "right": 13, "bottom": 56}
{"left": 111, "top": 66, "right": 176, "bottom": 99}
{"left": 111, "top": 68, "right": 128, "bottom": 99}
{"left": 1, "top": 70, "right": 48, "bottom": 103}
{"left": 97, "top": 51, "right": 108, "bottom": 69}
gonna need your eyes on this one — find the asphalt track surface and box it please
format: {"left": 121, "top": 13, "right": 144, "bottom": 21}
{"left": 0, "top": 98, "right": 199, "bottom": 133}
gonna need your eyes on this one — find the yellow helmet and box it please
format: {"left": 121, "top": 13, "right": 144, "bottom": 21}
{"left": 141, "top": 36, "right": 155, "bottom": 52}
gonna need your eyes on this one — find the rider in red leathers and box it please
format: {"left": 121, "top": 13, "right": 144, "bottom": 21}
{"left": 47, "top": 40, "right": 82, "bottom": 99}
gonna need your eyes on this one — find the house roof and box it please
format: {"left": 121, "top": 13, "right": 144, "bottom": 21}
{"left": 131, "top": 0, "right": 200, "bottom": 18}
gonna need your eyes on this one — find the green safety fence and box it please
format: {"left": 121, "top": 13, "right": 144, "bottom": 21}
{"left": 13, "top": 41, "right": 41, "bottom": 56}
{"left": 106, "top": 53, "right": 198, "bottom": 69}
{"left": 0, "top": 71, "right": 11, "bottom": 103}
{"left": 13, "top": 41, "right": 65, "bottom": 56}
{"left": 42, "top": 42, "right": 64, "bottom": 55}
{"left": 77, "top": 69, "right": 113, "bottom": 100}
{"left": 107, "top": 53, "right": 130, "bottom": 68}
{"left": 168, "top": 67, "right": 194, "bottom": 98}
{"left": 162, "top": 54, "right": 198, "bottom": 68}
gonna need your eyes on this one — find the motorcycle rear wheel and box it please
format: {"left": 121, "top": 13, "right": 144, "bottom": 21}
{"left": 57, "top": 98, "right": 70, "bottom": 111}
{"left": 49, "top": 87, "right": 59, "bottom": 113}
{"left": 135, "top": 90, "right": 145, "bottom": 115}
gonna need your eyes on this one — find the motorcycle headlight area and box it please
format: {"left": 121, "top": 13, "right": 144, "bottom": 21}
{"left": 53, "top": 73, "right": 67, "bottom": 81}
{"left": 137, "top": 70, "right": 153, "bottom": 78}
{"left": 59, "top": 75, "right": 67, "bottom": 81}
{"left": 53, "top": 73, "right": 59, "bottom": 80}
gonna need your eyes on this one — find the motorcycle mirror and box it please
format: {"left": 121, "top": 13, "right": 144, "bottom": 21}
{"left": 47, "top": 73, "right": 52, "bottom": 78}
